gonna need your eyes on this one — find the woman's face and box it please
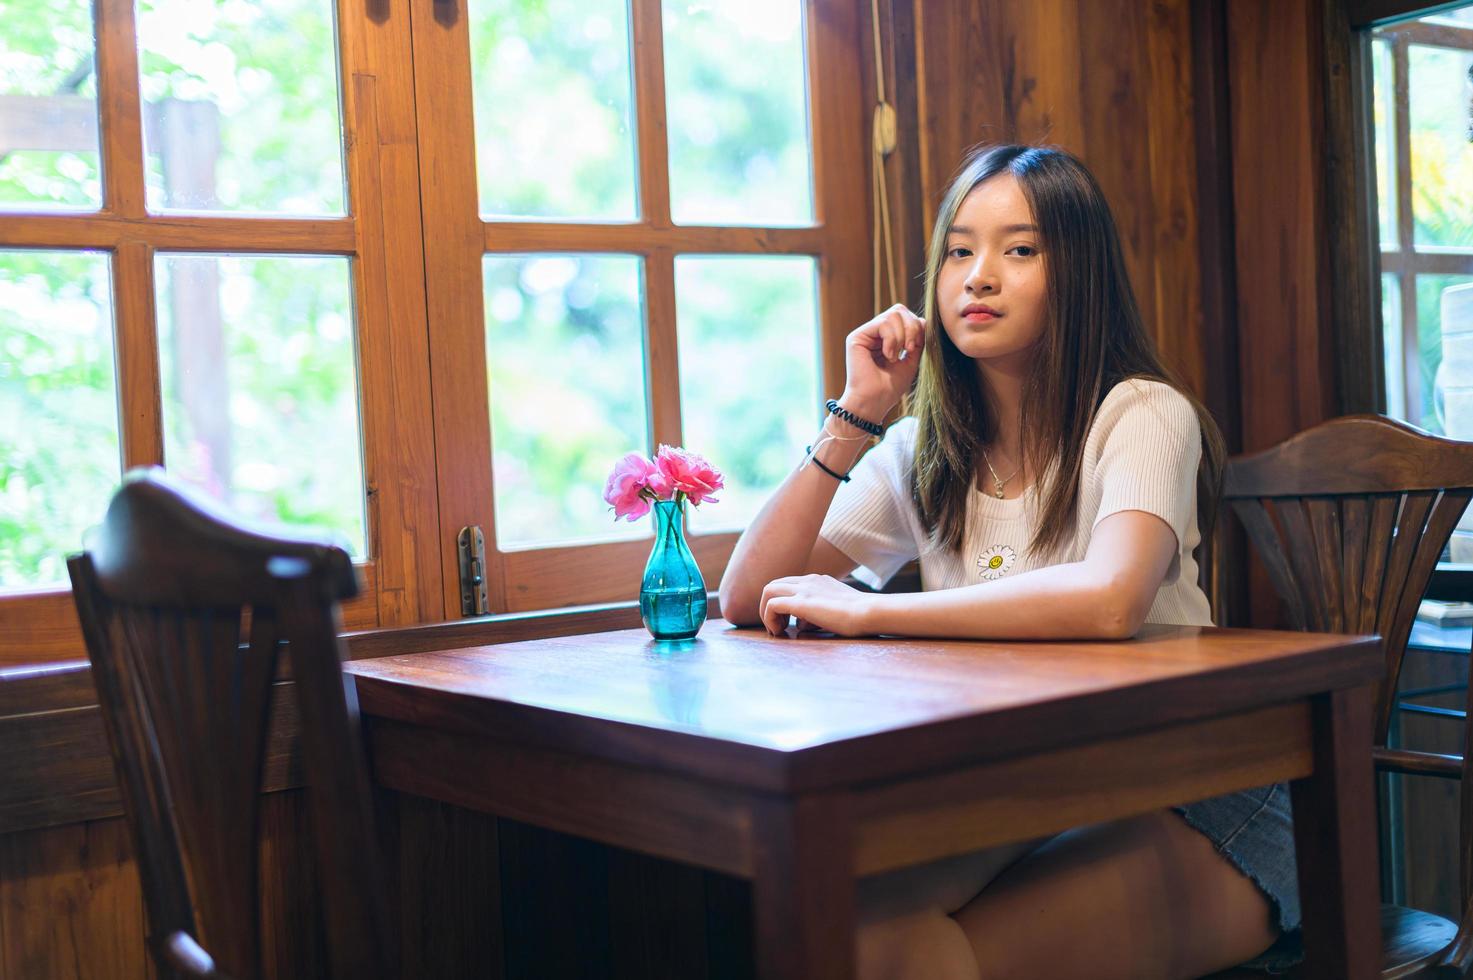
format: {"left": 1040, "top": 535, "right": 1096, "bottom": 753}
{"left": 935, "top": 174, "right": 1048, "bottom": 369}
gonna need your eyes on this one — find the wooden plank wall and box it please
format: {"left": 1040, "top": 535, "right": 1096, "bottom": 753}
{"left": 1224, "top": 0, "right": 1341, "bottom": 452}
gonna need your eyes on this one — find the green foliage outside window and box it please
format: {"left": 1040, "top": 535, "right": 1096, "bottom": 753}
{"left": 2, "top": 0, "right": 821, "bottom": 589}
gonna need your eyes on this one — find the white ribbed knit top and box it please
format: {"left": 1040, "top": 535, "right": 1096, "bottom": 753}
{"left": 819, "top": 378, "right": 1214, "bottom": 627}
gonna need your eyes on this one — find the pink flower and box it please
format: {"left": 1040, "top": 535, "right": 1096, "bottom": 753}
{"left": 603, "top": 452, "right": 659, "bottom": 521}
{"left": 604, "top": 446, "right": 724, "bottom": 522}
{"left": 655, "top": 444, "right": 724, "bottom": 506}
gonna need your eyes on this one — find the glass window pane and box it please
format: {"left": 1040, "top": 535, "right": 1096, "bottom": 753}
{"left": 1424, "top": 6, "right": 1473, "bottom": 28}
{"left": 1383, "top": 273, "right": 1405, "bottom": 420}
{"left": 663, "top": 0, "right": 813, "bottom": 226}
{"left": 0, "top": 250, "right": 117, "bottom": 589}
{"left": 137, "top": 0, "right": 346, "bottom": 215}
{"left": 484, "top": 254, "right": 647, "bottom": 547}
{"left": 1372, "top": 38, "right": 1397, "bottom": 249}
{"left": 469, "top": 0, "right": 637, "bottom": 220}
{"left": 0, "top": 0, "right": 101, "bottom": 210}
{"left": 1424, "top": 274, "right": 1473, "bottom": 438}
{"left": 675, "top": 255, "right": 818, "bottom": 532}
{"left": 1407, "top": 42, "right": 1473, "bottom": 249}
{"left": 156, "top": 253, "right": 366, "bottom": 554}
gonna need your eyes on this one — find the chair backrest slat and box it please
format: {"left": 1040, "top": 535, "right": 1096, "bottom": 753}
{"left": 68, "top": 468, "right": 394, "bottom": 980}
{"left": 1304, "top": 498, "right": 1346, "bottom": 633}
{"left": 1230, "top": 498, "right": 1310, "bottom": 630}
{"left": 1274, "top": 498, "right": 1331, "bottom": 631}
{"left": 1385, "top": 490, "right": 1473, "bottom": 703}
{"left": 70, "top": 557, "right": 199, "bottom": 962}
{"left": 1359, "top": 494, "right": 1400, "bottom": 635}
{"left": 1338, "top": 495, "right": 1371, "bottom": 634}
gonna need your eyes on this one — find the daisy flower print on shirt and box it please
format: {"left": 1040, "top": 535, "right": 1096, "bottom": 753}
{"left": 977, "top": 544, "right": 1017, "bottom": 581}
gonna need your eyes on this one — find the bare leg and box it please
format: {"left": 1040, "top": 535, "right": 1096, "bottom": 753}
{"left": 953, "top": 810, "right": 1278, "bottom": 980}
{"left": 855, "top": 839, "right": 1046, "bottom": 980}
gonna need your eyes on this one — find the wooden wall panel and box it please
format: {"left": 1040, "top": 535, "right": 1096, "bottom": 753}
{"left": 911, "top": 0, "right": 1210, "bottom": 397}
{"left": 1009, "top": 0, "right": 1087, "bottom": 152}
{"left": 1077, "top": 0, "right": 1159, "bottom": 343}
{"left": 1212, "top": 0, "right": 1377, "bottom": 436}
{"left": 395, "top": 793, "right": 505, "bottom": 978}
{"left": 1145, "top": 0, "right": 1211, "bottom": 388}
{"left": 860, "top": 0, "right": 928, "bottom": 311}
{"left": 398, "top": 806, "right": 755, "bottom": 980}
{"left": 1226, "top": 0, "right": 1339, "bottom": 452}
{"left": 0, "top": 795, "right": 342, "bottom": 980}
{"left": 0, "top": 794, "right": 332, "bottom": 980}
{"left": 0, "top": 817, "right": 151, "bottom": 980}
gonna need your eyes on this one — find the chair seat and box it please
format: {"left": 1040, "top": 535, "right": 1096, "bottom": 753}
{"left": 1205, "top": 904, "right": 1456, "bottom": 979}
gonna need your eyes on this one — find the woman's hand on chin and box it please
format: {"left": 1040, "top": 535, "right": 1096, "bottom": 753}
{"left": 758, "top": 574, "right": 875, "bottom": 637}
{"left": 842, "top": 304, "right": 926, "bottom": 417}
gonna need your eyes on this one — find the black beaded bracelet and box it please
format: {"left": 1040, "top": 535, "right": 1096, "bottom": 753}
{"left": 804, "top": 446, "right": 851, "bottom": 483}
{"left": 825, "top": 398, "right": 884, "bottom": 436}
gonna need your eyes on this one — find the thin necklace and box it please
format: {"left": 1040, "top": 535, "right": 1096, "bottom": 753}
{"left": 980, "top": 447, "right": 1019, "bottom": 499}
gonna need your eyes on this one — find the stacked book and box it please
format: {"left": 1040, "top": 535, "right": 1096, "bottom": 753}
{"left": 1417, "top": 599, "right": 1473, "bottom": 627}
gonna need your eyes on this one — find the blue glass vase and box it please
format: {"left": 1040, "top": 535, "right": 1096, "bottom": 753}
{"left": 640, "top": 499, "right": 707, "bottom": 639}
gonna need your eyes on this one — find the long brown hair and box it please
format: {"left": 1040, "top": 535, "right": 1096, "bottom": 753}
{"left": 906, "top": 144, "right": 1225, "bottom": 558}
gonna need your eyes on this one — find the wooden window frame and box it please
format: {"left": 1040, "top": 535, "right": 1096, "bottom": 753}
{"left": 1, "top": 0, "right": 874, "bottom": 662}
{"left": 0, "top": 0, "right": 443, "bottom": 664}
{"left": 1370, "top": 17, "right": 1473, "bottom": 427}
{"left": 408, "top": 0, "right": 871, "bottom": 616}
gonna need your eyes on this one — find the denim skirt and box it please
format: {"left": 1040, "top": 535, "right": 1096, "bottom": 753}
{"left": 1174, "top": 781, "right": 1304, "bottom": 973}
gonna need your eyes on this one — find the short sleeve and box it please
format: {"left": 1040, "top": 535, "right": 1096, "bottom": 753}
{"left": 1091, "top": 380, "right": 1202, "bottom": 550}
{"left": 819, "top": 417, "right": 921, "bottom": 590}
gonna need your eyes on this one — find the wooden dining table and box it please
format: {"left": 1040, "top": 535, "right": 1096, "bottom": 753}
{"left": 344, "top": 620, "right": 1384, "bottom": 979}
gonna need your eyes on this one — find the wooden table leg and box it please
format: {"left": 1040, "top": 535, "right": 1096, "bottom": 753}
{"left": 750, "top": 793, "right": 856, "bottom": 980}
{"left": 1289, "top": 687, "right": 1381, "bottom": 980}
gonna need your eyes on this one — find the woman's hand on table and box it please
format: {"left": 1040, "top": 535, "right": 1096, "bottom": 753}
{"left": 758, "top": 574, "right": 875, "bottom": 637}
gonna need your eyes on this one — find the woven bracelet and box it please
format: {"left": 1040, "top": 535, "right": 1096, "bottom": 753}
{"left": 825, "top": 398, "right": 884, "bottom": 436}
{"left": 804, "top": 446, "right": 851, "bottom": 483}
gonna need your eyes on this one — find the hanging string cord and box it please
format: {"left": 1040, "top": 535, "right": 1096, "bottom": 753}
{"left": 869, "top": 0, "right": 900, "bottom": 314}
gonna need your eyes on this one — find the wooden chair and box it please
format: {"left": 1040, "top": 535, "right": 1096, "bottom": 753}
{"left": 1212, "top": 415, "right": 1473, "bottom": 978}
{"left": 67, "top": 468, "right": 396, "bottom": 980}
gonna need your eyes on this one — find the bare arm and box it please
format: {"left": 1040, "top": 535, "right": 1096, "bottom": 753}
{"left": 715, "top": 437, "right": 865, "bottom": 627}
{"left": 718, "top": 304, "right": 926, "bottom": 626}
{"left": 756, "top": 509, "right": 1178, "bottom": 639}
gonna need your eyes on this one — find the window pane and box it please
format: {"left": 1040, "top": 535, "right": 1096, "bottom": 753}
{"left": 156, "top": 253, "right": 366, "bottom": 554}
{"left": 1383, "top": 273, "right": 1405, "bottom": 420}
{"left": 469, "top": 0, "right": 637, "bottom": 220}
{"left": 137, "top": 0, "right": 346, "bottom": 215}
{"left": 1408, "top": 42, "right": 1473, "bottom": 249}
{"left": 1426, "top": 275, "right": 1473, "bottom": 438}
{"left": 0, "top": 250, "right": 117, "bottom": 589}
{"left": 0, "top": 0, "right": 101, "bottom": 210}
{"left": 675, "top": 255, "right": 818, "bottom": 532}
{"left": 663, "top": 0, "right": 813, "bottom": 226}
{"left": 1424, "top": 6, "right": 1473, "bottom": 28}
{"left": 484, "top": 254, "right": 647, "bottom": 547}
{"left": 1372, "top": 38, "right": 1397, "bottom": 249}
